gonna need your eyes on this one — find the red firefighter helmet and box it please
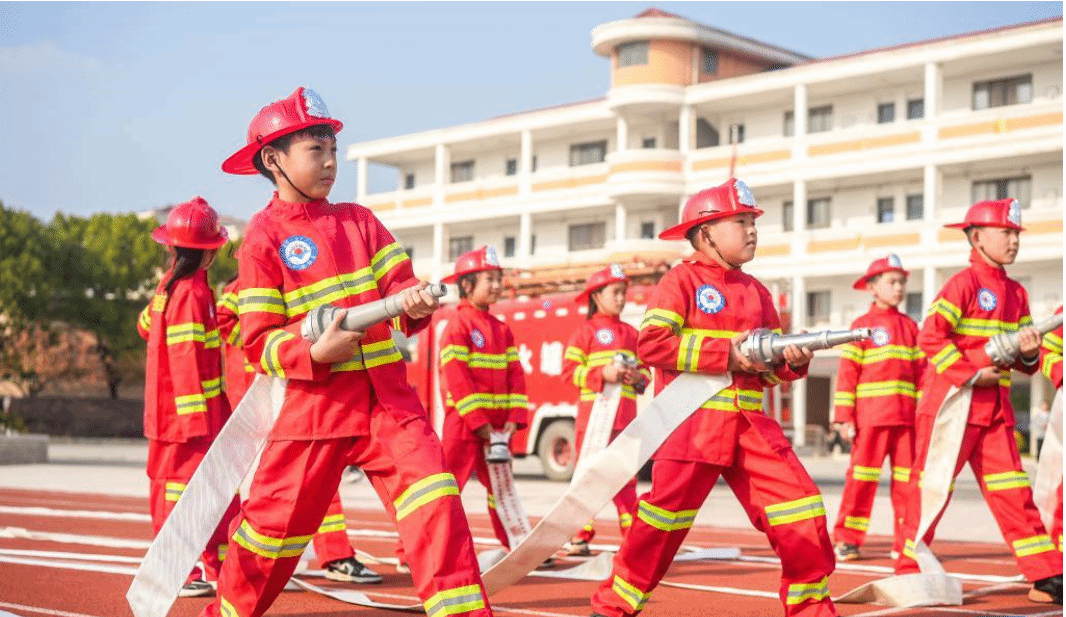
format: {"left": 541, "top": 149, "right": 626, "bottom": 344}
{"left": 576, "top": 263, "right": 629, "bottom": 304}
{"left": 151, "top": 197, "right": 229, "bottom": 250}
{"left": 442, "top": 245, "right": 503, "bottom": 284}
{"left": 659, "top": 178, "right": 764, "bottom": 241}
{"left": 852, "top": 253, "right": 909, "bottom": 290}
{"left": 221, "top": 87, "right": 344, "bottom": 175}
{"left": 944, "top": 198, "right": 1025, "bottom": 231}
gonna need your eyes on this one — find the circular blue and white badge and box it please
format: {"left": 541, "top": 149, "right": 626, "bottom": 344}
{"left": 695, "top": 284, "right": 726, "bottom": 314}
{"left": 471, "top": 329, "right": 486, "bottom": 349}
{"left": 280, "top": 235, "right": 318, "bottom": 271}
{"left": 595, "top": 328, "right": 615, "bottom": 345}
{"left": 872, "top": 327, "right": 890, "bottom": 347}
{"left": 977, "top": 288, "right": 997, "bottom": 311}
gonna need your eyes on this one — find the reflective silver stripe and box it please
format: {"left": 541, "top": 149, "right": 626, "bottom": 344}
{"left": 394, "top": 476, "right": 459, "bottom": 516}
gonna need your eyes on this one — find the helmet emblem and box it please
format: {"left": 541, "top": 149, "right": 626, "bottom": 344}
{"left": 887, "top": 254, "right": 902, "bottom": 269}
{"left": 302, "top": 88, "right": 330, "bottom": 119}
{"left": 484, "top": 246, "right": 500, "bottom": 266}
{"left": 609, "top": 263, "right": 625, "bottom": 280}
{"left": 734, "top": 180, "right": 757, "bottom": 207}
{"left": 1007, "top": 199, "right": 1021, "bottom": 227}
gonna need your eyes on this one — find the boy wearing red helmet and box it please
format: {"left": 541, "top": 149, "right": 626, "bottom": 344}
{"left": 893, "top": 199, "right": 1062, "bottom": 604}
{"left": 436, "top": 245, "right": 529, "bottom": 551}
{"left": 204, "top": 88, "right": 491, "bottom": 617}
{"left": 830, "top": 255, "right": 926, "bottom": 562}
{"left": 562, "top": 264, "right": 650, "bottom": 555}
{"left": 590, "top": 179, "right": 837, "bottom": 617}
{"left": 136, "top": 197, "right": 240, "bottom": 597}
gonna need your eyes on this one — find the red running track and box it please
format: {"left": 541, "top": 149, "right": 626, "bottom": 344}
{"left": 0, "top": 488, "right": 1057, "bottom": 617}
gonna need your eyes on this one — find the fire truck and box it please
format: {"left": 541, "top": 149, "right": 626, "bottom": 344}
{"left": 400, "top": 258, "right": 792, "bottom": 480}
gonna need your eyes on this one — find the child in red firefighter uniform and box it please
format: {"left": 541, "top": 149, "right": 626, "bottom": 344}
{"left": 201, "top": 87, "right": 491, "bottom": 617}
{"left": 1038, "top": 306, "right": 1062, "bottom": 553}
{"left": 893, "top": 198, "right": 1062, "bottom": 604}
{"left": 437, "top": 246, "right": 529, "bottom": 550}
{"left": 590, "top": 178, "right": 837, "bottom": 617}
{"left": 830, "top": 255, "right": 926, "bottom": 562}
{"left": 136, "top": 197, "right": 239, "bottom": 598}
{"left": 562, "top": 264, "right": 651, "bottom": 555}
{"left": 216, "top": 276, "right": 382, "bottom": 585}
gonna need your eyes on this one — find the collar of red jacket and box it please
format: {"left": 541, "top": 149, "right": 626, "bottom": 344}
{"left": 458, "top": 298, "right": 493, "bottom": 314}
{"left": 968, "top": 248, "right": 1007, "bottom": 280}
{"left": 868, "top": 302, "right": 900, "bottom": 316}
{"left": 589, "top": 313, "right": 621, "bottom": 325}
{"left": 267, "top": 192, "right": 331, "bottom": 220}
{"left": 686, "top": 249, "right": 742, "bottom": 277}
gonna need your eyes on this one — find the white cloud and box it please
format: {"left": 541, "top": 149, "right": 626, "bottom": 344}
{"left": 0, "top": 41, "right": 101, "bottom": 75}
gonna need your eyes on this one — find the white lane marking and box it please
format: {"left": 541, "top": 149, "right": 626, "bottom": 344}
{"left": 0, "top": 527, "right": 150, "bottom": 549}
{"left": 0, "top": 548, "right": 142, "bottom": 564}
{"left": 659, "top": 580, "right": 779, "bottom": 599}
{"left": 0, "top": 506, "right": 149, "bottom": 522}
{"left": 0, "top": 602, "right": 104, "bottom": 617}
{"left": 0, "top": 554, "right": 137, "bottom": 575}
{"left": 736, "top": 555, "right": 1022, "bottom": 583}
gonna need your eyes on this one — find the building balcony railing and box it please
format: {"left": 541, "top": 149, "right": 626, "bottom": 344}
{"left": 605, "top": 149, "right": 685, "bottom": 198}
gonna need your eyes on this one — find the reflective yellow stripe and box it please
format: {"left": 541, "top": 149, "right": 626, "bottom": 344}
{"left": 238, "top": 287, "right": 286, "bottom": 315}
{"left": 852, "top": 465, "right": 881, "bottom": 482}
{"left": 225, "top": 322, "right": 242, "bottom": 346}
{"left": 640, "top": 308, "right": 683, "bottom": 334}
{"left": 370, "top": 242, "right": 409, "bottom": 283}
{"left": 218, "top": 291, "right": 238, "bottom": 313}
{"left": 839, "top": 343, "right": 863, "bottom": 363}
{"left": 1042, "top": 353, "right": 1061, "bottom": 381}
{"left": 855, "top": 380, "right": 918, "bottom": 399}
{"left": 218, "top": 543, "right": 228, "bottom": 562}
{"left": 928, "top": 298, "right": 961, "bottom": 326}
{"left": 955, "top": 317, "right": 1023, "bottom": 337}
{"left": 201, "top": 377, "right": 222, "bottom": 400}
{"left": 138, "top": 306, "right": 152, "bottom": 331}
{"left": 394, "top": 473, "right": 460, "bottom": 521}
{"left": 260, "top": 330, "right": 296, "bottom": 378}
{"left": 786, "top": 576, "right": 830, "bottom": 605}
{"left": 467, "top": 352, "right": 510, "bottom": 370}
{"left": 573, "top": 365, "right": 590, "bottom": 388}
{"left": 361, "top": 338, "right": 402, "bottom": 369}
{"left": 619, "top": 512, "right": 633, "bottom": 528}
{"left": 423, "top": 583, "right": 486, "bottom": 617}
{"left": 984, "top": 470, "right": 1031, "bottom": 492}
{"left": 166, "top": 322, "right": 206, "bottom": 345}
{"left": 232, "top": 520, "right": 313, "bottom": 559}
{"left": 843, "top": 516, "right": 869, "bottom": 531}
{"left": 636, "top": 500, "right": 698, "bottom": 532}
{"left": 860, "top": 345, "right": 923, "bottom": 364}
{"left": 564, "top": 346, "right": 587, "bottom": 363}
{"left": 506, "top": 346, "right": 519, "bottom": 363}
{"left": 1044, "top": 331, "right": 1063, "bottom": 354}
{"left": 331, "top": 349, "right": 366, "bottom": 373}
{"left": 931, "top": 344, "right": 962, "bottom": 374}
{"left": 283, "top": 268, "right": 377, "bottom": 318}
{"left": 219, "top": 596, "right": 239, "bottom": 617}
{"left": 612, "top": 575, "right": 651, "bottom": 611}
{"left": 317, "top": 513, "right": 347, "bottom": 534}
{"left": 892, "top": 467, "right": 911, "bottom": 482}
{"left": 676, "top": 327, "right": 738, "bottom": 373}
{"left": 1012, "top": 534, "right": 1056, "bottom": 557}
{"left": 834, "top": 391, "right": 856, "bottom": 407}
{"left": 765, "top": 495, "right": 826, "bottom": 526}
{"left": 441, "top": 344, "right": 470, "bottom": 366}
{"left": 204, "top": 328, "right": 221, "bottom": 349}
{"left": 453, "top": 392, "right": 517, "bottom": 416}
{"left": 164, "top": 481, "right": 186, "bottom": 502}
{"left": 508, "top": 393, "right": 528, "bottom": 409}
{"left": 174, "top": 392, "right": 206, "bottom": 415}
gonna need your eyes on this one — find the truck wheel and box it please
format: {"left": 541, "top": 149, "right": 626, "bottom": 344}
{"left": 537, "top": 420, "right": 575, "bottom": 481}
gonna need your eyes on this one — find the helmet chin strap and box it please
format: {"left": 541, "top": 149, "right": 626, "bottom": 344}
{"left": 701, "top": 226, "right": 742, "bottom": 269}
{"left": 271, "top": 156, "right": 317, "bottom": 203}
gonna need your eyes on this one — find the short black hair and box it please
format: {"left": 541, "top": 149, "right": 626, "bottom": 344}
{"left": 457, "top": 273, "right": 479, "bottom": 299}
{"left": 252, "top": 124, "right": 337, "bottom": 185}
{"left": 685, "top": 223, "right": 705, "bottom": 250}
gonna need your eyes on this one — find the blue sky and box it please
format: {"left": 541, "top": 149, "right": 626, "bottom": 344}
{"left": 1, "top": 1, "right": 1061, "bottom": 222}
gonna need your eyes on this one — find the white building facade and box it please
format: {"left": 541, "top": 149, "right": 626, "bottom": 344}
{"left": 347, "top": 9, "right": 1064, "bottom": 444}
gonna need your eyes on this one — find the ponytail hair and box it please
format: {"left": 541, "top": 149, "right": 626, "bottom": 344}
{"left": 164, "top": 247, "right": 207, "bottom": 295}
{"left": 586, "top": 295, "right": 599, "bottom": 320}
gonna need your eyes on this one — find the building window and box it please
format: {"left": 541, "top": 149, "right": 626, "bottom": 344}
{"left": 404, "top": 173, "right": 415, "bottom": 190}
{"left": 530, "top": 234, "right": 537, "bottom": 255}
{"left": 642, "top": 137, "right": 657, "bottom": 149}
{"left": 971, "top": 176, "right": 1031, "bottom": 209}
{"left": 640, "top": 221, "right": 656, "bottom": 239}
{"left": 617, "top": 41, "right": 649, "bottom": 67}
{"left": 877, "top": 197, "right": 894, "bottom": 223}
{"left": 448, "top": 236, "right": 473, "bottom": 261}
{"left": 450, "top": 160, "right": 474, "bottom": 183}
{"left": 531, "top": 155, "right": 538, "bottom": 172}
{"left": 807, "top": 106, "right": 833, "bottom": 133}
{"left": 807, "top": 197, "right": 831, "bottom": 229}
{"left": 906, "top": 193, "right": 924, "bottom": 220}
{"left": 569, "top": 140, "right": 608, "bottom": 166}
{"left": 701, "top": 48, "right": 719, "bottom": 75}
{"left": 783, "top": 111, "right": 795, "bottom": 137}
{"left": 907, "top": 98, "right": 924, "bottom": 119}
{"left": 728, "top": 123, "right": 745, "bottom": 144}
{"left": 905, "top": 292, "right": 924, "bottom": 323}
{"left": 568, "top": 222, "right": 606, "bottom": 251}
{"left": 404, "top": 246, "right": 414, "bottom": 262}
{"left": 807, "top": 291, "right": 831, "bottom": 327}
{"left": 505, "top": 158, "right": 517, "bottom": 176}
{"left": 503, "top": 236, "right": 516, "bottom": 258}
{"left": 783, "top": 200, "right": 794, "bottom": 232}
{"left": 973, "top": 74, "right": 1032, "bottom": 110}
{"left": 877, "top": 102, "right": 895, "bottom": 124}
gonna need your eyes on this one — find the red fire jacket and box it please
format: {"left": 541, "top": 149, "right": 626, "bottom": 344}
{"left": 439, "top": 300, "right": 528, "bottom": 442}
{"left": 216, "top": 279, "right": 256, "bottom": 408}
{"left": 917, "top": 250, "right": 1037, "bottom": 427}
{"left": 1041, "top": 305, "right": 1063, "bottom": 390}
{"left": 638, "top": 252, "right": 806, "bottom": 465}
{"left": 237, "top": 194, "right": 429, "bottom": 440}
{"left": 833, "top": 304, "right": 926, "bottom": 427}
{"left": 137, "top": 270, "right": 229, "bottom": 442}
{"left": 562, "top": 314, "right": 651, "bottom": 432}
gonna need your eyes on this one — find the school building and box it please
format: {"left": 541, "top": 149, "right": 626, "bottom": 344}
{"left": 345, "top": 8, "right": 1064, "bottom": 445}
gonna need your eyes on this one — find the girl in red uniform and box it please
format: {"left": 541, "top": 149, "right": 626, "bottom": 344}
{"left": 562, "top": 265, "right": 650, "bottom": 555}
{"left": 136, "top": 197, "right": 238, "bottom": 597}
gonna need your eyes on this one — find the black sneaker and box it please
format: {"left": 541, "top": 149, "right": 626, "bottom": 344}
{"left": 1030, "top": 574, "right": 1063, "bottom": 605}
{"left": 834, "top": 542, "right": 860, "bottom": 562}
{"left": 325, "top": 557, "right": 383, "bottom": 584}
{"left": 178, "top": 578, "right": 214, "bottom": 598}
{"left": 566, "top": 540, "right": 591, "bottom": 556}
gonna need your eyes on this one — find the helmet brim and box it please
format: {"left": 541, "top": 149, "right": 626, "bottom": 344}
{"left": 943, "top": 221, "right": 1025, "bottom": 231}
{"left": 441, "top": 265, "right": 502, "bottom": 284}
{"left": 658, "top": 207, "right": 764, "bottom": 241}
{"left": 151, "top": 225, "right": 230, "bottom": 250}
{"left": 851, "top": 267, "right": 909, "bottom": 290}
{"left": 221, "top": 118, "right": 344, "bottom": 175}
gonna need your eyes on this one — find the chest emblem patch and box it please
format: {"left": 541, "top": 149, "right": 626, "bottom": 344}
{"left": 695, "top": 284, "right": 726, "bottom": 315}
{"left": 280, "top": 235, "right": 318, "bottom": 271}
{"left": 871, "top": 327, "right": 890, "bottom": 347}
{"left": 595, "top": 328, "right": 615, "bottom": 346}
{"left": 471, "top": 329, "right": 486, "bottom": 349}
{"left": 977, "top": 288, "right": 997, "bottom": 311}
